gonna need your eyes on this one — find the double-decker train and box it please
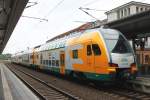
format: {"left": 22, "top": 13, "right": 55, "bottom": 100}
{"left": 11, "top": 27, "right": 138, "bottom": 81}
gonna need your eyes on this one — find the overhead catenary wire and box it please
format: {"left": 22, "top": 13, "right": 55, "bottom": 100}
{"left": 22, "top": 0, "right": 65, "bottom": 22}
{"left": 78, "top": 7, "right": 107, "bottom": 28}
{"left": 22, "top": 16, "right": 48, "bottom": 22}
{"left": 80, "top": 7, "right": 107, "bottom": 12}
{"left": 23, "top": 1, "right": 48, "bottom": 22}
{"left": 79, "top": 7, "right": 101, "bottom": 21}
{"left": 26, "top": 2, "right": 38, "bottom": 9}
{"left": 73, "top": 21, "right": 91, "bottom": 23}
{"left": 44, "top": 0, "right": 65, "bottom": 18}
{"left": 83, "top": 0, "right": 100, "bottom": 6}
{"left": 21, "top": 0, "right": 66, "bottom": 43}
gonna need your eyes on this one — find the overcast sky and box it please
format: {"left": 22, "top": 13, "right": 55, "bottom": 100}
{"left": 3, "top": 0, "right": 150, "bottom": 54}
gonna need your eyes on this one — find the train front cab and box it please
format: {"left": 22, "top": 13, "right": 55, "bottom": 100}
{"left": 66, "top": 30, "right": 110, "bottom": 81}
{"left": 67, "top": 28, "right": 137, "bottom": 81}
{"left": 99, "top": 28, "right": 138, "bottom": 80}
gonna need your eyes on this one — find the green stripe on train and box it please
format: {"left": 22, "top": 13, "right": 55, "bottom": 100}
{"left": 31, "top": 64, "right": 112, "bottom": 81}
{"left": 84, "top": 73, "right": 111, "bottom": 81}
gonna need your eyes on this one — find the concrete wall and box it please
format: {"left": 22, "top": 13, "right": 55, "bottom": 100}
{"left": 106, "top": 4, "right": 150, "bottom": 22}
{"left": 130, "top": 5, "right": 136, "bottom": 15}
{"left": 107, "top": 11, "right": 117, "bottom": 22}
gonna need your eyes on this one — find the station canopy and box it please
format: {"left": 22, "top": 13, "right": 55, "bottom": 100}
{"left": 0, "top": 0, "right": 29, "bottom": 53}
{"left": 106, "top": 10, "right": 150, "bottom": 40}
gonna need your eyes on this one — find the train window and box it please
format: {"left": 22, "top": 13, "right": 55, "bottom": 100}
{"left": 101, "top": 29, "right": 132, "bottom": 53}
{"left": 56, "top": 60, "right": 59, "bottom": 67}
{"left": 49, "top": 53, "right": 51, "bottom": 59}
{"left": 44, "top": 60, "right": 46, "bottom": 65}
{"left": 49, "top": 60, "right": 51, "bottom": 66}
{"left": 87, "top": 45, "right": 92, "bottom": 56}
{"left": 92, "top": 44, "right": 101, "bottom": 55}
{"left": 72, "top": 50, "right": 78, "bottom": 59}
{"left": 52, "top": 60, "right": 55, "bottom": 66}
{"left": 37, "top": 55, "right": 39, "bottom": 59}
{"left": 30, "top": 55, "right": 33, "bottom": 59}
{"left": 46, "top": 60, "right": 48, "bottom": 65}
{"left": 40, "top": 60, "right": 42, "bottom": 64}
{"left": 40, "top": 54, "right": 43, "bottom": 64}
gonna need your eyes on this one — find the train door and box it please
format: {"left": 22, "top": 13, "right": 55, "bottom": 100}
{"left": 86, "top": 41, "right": 94, "bottom": 69}
{"left": 32, "top": 51, "right": 35, "bottom": 64}
{"left": 60, "top": 51, "right": 65, "bottom": 74}
{"left": 31, "top": 53, "right": 34, "bottom": 64}
{"left": 32, "top": 50, "right": 38, "bottom": 65}
{"left": 34, "top": 53, "right": 37, "bottom": 64}
{"left": 35, "top": 53, "right": 40, "bottom": 65}
{"left": 92, "top": 43, "right": 102, "bottom": 67}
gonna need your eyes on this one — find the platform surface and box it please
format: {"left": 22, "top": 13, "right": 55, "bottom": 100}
{"left": 0, "top": 63, "right": 39, "bottom": 100}
{"left": 136, "top": 76, "right": 150, "bottom": 84}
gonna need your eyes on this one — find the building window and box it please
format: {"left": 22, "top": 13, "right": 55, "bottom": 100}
{"left": 92, "top": 44, "right": 101, "bottom": 55}
{"left": 145, "top": 55, "right": 149, "bottom": 63}
{"left": 117, "top": 10, "right": 120, "bottom": 19}
{"left": 121, "top": 10, "right": 123, "bottom": 17}
{"left": 140, "top": 7, "right": 143, "bottom": 12}
{"left": 136, "top": 7, "right": 139, "bottom": 13}
{"left": 136, "top": 54, "right": 140, "bottom": 64}
{"left": 72, "top": 50, "right": 78, "bottom": 59}
{"left": 87, "top": 45, "right": 92, "bottom": 56}
{"left": 124, "top": 9, "right": 127, "bottom": 16}
{"left": 145, "top": 8, "right": 147, "bottom": 11}
{"left": 128, "top": 8, "right": 130, "bottom": 15}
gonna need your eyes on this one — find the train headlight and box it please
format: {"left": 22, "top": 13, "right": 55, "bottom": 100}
{"left": 131, "top": 63, "right": 137, "bottom": 73}
{"left": 109, "top": 63, "right": 118, "bottom": 67}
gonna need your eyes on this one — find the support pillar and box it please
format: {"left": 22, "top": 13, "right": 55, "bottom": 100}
{"left": 132, "top": 38, "right": 136, "bottom": 52}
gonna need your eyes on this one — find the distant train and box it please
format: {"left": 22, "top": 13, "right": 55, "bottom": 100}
{"left": 11, "top": 28, "right": 138, "bottom": 81}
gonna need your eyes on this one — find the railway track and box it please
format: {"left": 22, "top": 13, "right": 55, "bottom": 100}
{"left": 6, "top": 63, "right": 150, "bottom": 100}
{"left": 104, "top": 87, "right": 150, "bottom": 100}
{"left": 7, "top": 64, "right": 80, "bottom": 100}
{"left": 89, "top": 80, "right": 150, "bottom": 100}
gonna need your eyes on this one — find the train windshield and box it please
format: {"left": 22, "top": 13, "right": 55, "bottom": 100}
{"left": 100, "top": 29, "right": 132, "bottom": 53}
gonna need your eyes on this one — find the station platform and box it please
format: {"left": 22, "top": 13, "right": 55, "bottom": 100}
{"left": 0, "top": 63, "right": 39, "bottom": 100}
{"left": 128, "top": 76, "right": 150, "bottom": 94}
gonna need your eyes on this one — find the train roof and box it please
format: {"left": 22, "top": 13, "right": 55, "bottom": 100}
{"left": 34, "top": 45, "right": 41, "bottom": 49}
{"left": 12, "top": 48, "right": 33, "bottom": 57}
{"left": 46, "top": 22, "right": 94, "bottom": 43}
{"left": 12, "top": 27, "right": 120, "bottom": 54}
{"left": 39, "top": 37, "right": 67, "bottom": 51}
{"left": 39, "top": 28, "right": 112, "bottom": 51}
